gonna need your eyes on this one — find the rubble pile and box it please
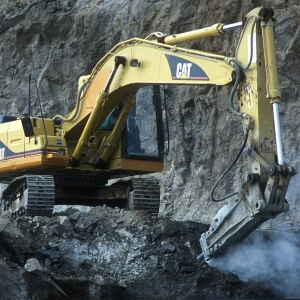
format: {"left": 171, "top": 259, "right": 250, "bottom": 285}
{"left": 0, "top": 206, "right": 277, "bottom": 299}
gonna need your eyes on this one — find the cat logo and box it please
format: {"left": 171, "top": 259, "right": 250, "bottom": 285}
{"left": 0, "top": 148, "right": 5, "bottom": 160}
{"left": 176, "top": 63, "right": 192, "bottom": 79}
{"left": 165, "top": 54, "right": 209, "bottom": 81}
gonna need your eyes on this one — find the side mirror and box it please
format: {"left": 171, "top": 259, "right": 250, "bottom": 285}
{"left": 21, "top": 117, "right": 35, "bottom": 137}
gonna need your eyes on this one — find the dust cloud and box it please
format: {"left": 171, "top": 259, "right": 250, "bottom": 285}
{"left": 208, "top": 229, "right": 300, "bottom": 298}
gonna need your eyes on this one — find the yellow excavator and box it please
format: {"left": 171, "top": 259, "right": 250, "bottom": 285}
{"left": 0, "top": 7, "right": 295, "bottom": 261}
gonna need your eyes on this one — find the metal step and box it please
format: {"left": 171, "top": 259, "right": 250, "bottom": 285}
{"left": 131, "top": 178, "right": 160, "bottom": 216}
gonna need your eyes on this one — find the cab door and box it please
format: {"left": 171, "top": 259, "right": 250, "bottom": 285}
{"left": 122, "top": 85, "right": 164, "bottom": 161}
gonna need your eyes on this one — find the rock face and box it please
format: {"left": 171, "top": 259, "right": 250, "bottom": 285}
{"left": 0, "top": 0, "right": 300, "bottom": 298}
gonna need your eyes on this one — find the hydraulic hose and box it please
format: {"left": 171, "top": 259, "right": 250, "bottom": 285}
{"left": 163, "top": 85, "right": 170, "bottom": 155}
{"left": 210, "top": 128, "right": 249, "bottom": 202}
{"left": 210, "top": 19, "right": 257, "bottom": 202}
{"left": 228, "top": 60, "right": 242, "bottom": 117}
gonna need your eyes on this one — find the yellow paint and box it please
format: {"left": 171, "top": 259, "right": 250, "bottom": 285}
{"left": 109, "top": 158, "right": 163, "bottom": 172}
{"left": 0, "top": 153, "right": 69, "bottom": 176}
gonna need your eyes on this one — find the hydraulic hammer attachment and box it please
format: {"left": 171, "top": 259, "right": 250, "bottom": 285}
{"left": 197, "top": 6, "right": 297, "bottom": 263}
{"left": 198, "top": 165, "right": 296, "bottom": 262}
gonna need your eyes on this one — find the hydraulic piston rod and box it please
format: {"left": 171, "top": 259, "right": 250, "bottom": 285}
{"left": 273, "top": 103, "right": 284, "bottom": 165}
{"left": 70, "top": 56, "right": 126, "bottom": 165}
{"left": 164, "top": 21, "right": 243, "bottom": 45}
{"left": 222, "top": 21, "right": 243, "bottom": 31}
{"left": 261, "top": 18, "right": 284, "bottom": 165}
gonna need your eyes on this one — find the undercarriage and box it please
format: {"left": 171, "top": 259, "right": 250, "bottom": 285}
{"left": 1, "top": 174, "right": 160, "bottom": 218}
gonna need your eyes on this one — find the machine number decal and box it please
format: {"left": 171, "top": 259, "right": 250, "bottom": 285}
{"left": 165, "top": 54, "right": 209, "bottom": 80}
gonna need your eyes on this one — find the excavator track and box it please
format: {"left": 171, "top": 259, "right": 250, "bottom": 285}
{"left": 130, "top": 178, "right": 160, "bottom": 215}
{"left": 1, "top": 175, "right": 160, "bottom": 218}
{"left": 2, "top": 175, "right": 55, "bottom": 218}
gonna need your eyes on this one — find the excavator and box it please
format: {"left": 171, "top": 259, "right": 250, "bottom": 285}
{"left": 0, "top": 7, "right": 296, "bottom": 262}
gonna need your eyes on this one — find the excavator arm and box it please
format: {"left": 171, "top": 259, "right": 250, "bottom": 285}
{"left": 198, "top": 7, "right": 296, "bottom": 262}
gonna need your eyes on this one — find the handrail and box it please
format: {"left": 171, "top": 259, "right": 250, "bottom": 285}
{"left": 28, "top": 73, "right": 48, "bottom": 156}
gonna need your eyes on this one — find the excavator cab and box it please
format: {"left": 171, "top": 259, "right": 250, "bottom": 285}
{"left": 122, "top": 85, "right": 164, "bottom": 160}
{"left": 97, "top": 85, "right": 165, "bottom": 174}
